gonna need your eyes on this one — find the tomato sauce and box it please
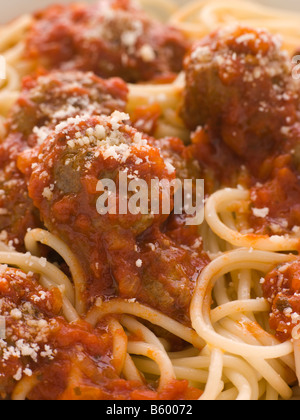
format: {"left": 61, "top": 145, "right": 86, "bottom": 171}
{"left": 181, "top": 26, "right": 300, "bottom": 238}
{"left": 249, "top": 165, "right": 300, "bottom": 236}
{"left": 0, "top": 266, "right": 201, "bottom": 400}
{"left": 262, "top": 261, "right": 300, "bottom": 342}
{"left": 6, "top": 3, "right": 300, "bottom": 399}
{"left": 0, "top": 70, "right": 128, "bottom": 250}
{"left": 25, "top": 0, "right": 189, "bottom": 83}
{"left": 19, "top": 112, "right": 209, "bottom": 325}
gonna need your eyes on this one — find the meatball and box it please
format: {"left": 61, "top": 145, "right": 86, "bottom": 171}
{"left": 26, "top": 0, "right": 189, "bottom": 83}
{"left": 8, "top": 70, "right": 128, "bottom": 147}
{"left": 149, "top": 135, "right": 202, "bottom": 183}
{"left": 181, "top": 26, "right": 299, "bottom": 167}
{"left": 0, "top": 70, "right": 128, "bottom": 250}
{"left": 136, "top": 216, "right": 209, "bottom": 324}
{"left": 19, "top": 112, "right": 176, "bottom": 305}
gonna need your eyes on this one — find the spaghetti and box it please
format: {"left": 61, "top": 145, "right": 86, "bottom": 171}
{"left": 170, "top": 0, "right": 300, "bottom": 53}
{"left": 0, "top": 0, "right": 299, "bottom": 401}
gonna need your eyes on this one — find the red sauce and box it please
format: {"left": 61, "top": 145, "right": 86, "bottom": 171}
{"left": 262, "top": 261, "right": 300, "bottom": 342}
{"left": 136, "top": 217, "right": 209, "bottom": 325}
{"left": 187, "top": 126, "right": 250, "bottom": 194}
{"left": 0, "top": 266, "right": 63, "bottom": 397}
{"left": 248, "top": 165, "right": 300, "bottom": 236}
{"left": 7, "top": 7, "right": 300, "bottom": 399}
{"left": 131, "top": 104, "right": 162, "bottom": 137}
{"left": 181, "top": 26, "right": 299, "bottom": 171}
{"left": 0, "top": 133, "right": 41, "bottom": 251}
{"left": 0, "top": 70, "right": 128, "bottom": 250}
{"left": 181, "top": 26, "right": 300, "bottom": 238}
{"left": 19, "top": 113, "right": 209, "bottom": 323}
{"left": 0, "top": 266, "right": 201, "bottom": 400}
{"left": 25, "top": 0, "right": 189, "bottom": 83}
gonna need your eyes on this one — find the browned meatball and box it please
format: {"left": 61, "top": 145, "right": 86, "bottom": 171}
{"left": 19, "top": 113, "right": 176, "bottom": 305}
{"left": 181, "top": 26, "right": 299, "bottom": 165}
{"left": 19, "top": 111, "right": 209, "bottom": 322}
{"left": 0, "top": 70, "right": 128, "bottom": 250}
{"left": 8, "top": 70, "right": 128, "bottom": 147}
{"left": 136, "top": 216, "right": 209, "bottom": 324}
{"left": 26, "top": 0, "right": 189, "bottom": 83}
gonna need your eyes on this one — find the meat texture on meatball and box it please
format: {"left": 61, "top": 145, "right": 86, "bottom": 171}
{"left": 181, "top": 26, "right": 300, "bottom": 167}
{"left": 26, "top": 0, "right": 189, "bottom": 83}
{"left": 19, "top": 111, "right": 209, "bottom": 322}
{"left": 20, "top": 112, "right": 176, "bottom": 303}
{"left": 0, "top": 70, "right": 128, "bottom": 250}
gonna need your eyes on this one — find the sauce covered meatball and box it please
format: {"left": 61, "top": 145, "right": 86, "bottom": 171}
{"left": 26, "top": 0, "right": 189, "bottom": 83}
{"left": 0, "top": 70, "right": 128, "bottom": 250}
{"left": 8, "top": 70, "right": 128, "bottom": 147}
{"left": 19, "top": 113, "right": 175, "bottom": 303}
{"left": 19, "top": 112, "right": 209, "bottom": 322}
{"left": 136, "top": 216, "right": 209, "bottom": 324}
{"left": 181, "top": 26, "right": 299, "bottom": 169}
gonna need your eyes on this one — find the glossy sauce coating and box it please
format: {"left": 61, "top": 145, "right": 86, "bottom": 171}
{"left": 26, "top": 0, "right": 189, "bottom": 83}
{"left": 0, "top": 70, "right": 128, "bottom": 250}
{"left": 182, "top": 26, "right": 300, "bottom": 236}
{"left": 263, "top": 261, "right": 300, "bottom": 342}
{"left": 19, "top": 112, "right": 209, "bottom": 323}
{"left": 0, "top": 267, "right": 201, "bottom": 400}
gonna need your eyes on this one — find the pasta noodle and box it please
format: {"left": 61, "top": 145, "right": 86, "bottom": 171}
{"left": 205, "top": 188, "right": 300, "bottom": 252}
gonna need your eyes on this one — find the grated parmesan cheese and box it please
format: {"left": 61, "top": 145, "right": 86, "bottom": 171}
{"left": 136, "top": 259, "right": 143, "bottom": 268}
{"left": 252, "top": 207, "right": 269, "bottom": 218}
{"left": 139, "top": 44, "right": 156, "bottom": 62}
